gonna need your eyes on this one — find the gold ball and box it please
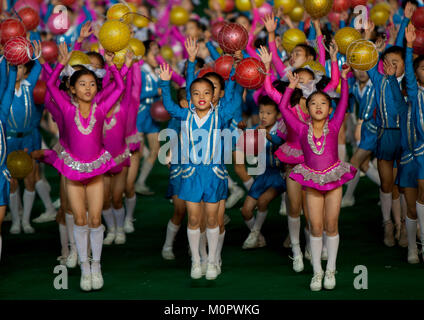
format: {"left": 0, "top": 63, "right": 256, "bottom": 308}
{"left": 133, "top": 14, "right": 149, "bottom": 28}
{"left": 7, "top": 151, "right": 33, "bottom": 179}
{"left": 274, "top": 0, "right": 296, "bottom": 14}
{"left": 302, "top": 60, "right": 326, "bottom": 74}
{"left": 113, "top": 46, "right": 128, "bottom": 69}
{"left": 107, "top": 3, "right": 133, "bottom": 24}
{"left": 160, "top": 45, "right": 174, "bottom": 61}
{"left": 90, "top": 43, "right": 99, "bottom": 53}
{"left": 282, "top": 28, "right": 307, "bottom": 53}
{"left": 304, "top": 0, "right": 333, "bottom": 19}
{"left": 99, "top": 20, "right": 131, "bottom": 52}
{"left": 289, "top": 3, "right": 305, "bottom": 22}
{"left": 334, "top": 27, "right": 362, "bottom": 55}
{"left": 170, "top": 6, "right": 189, "bottom": 26}
{"left": 346, "top": 39, "right": 379, "bottom": 71}
{"left": 210, "top": 0, "right": 226, "bottom": 10}
{"left": 69, "top": 50, "right": 91, "bottom": 66}
{"left": 128, "top": 38, "right": 145, "bottom": 57}
{"left": 370, "top": 5, "right": 390, "bottom": 26}
{"left": 235, "top": 0, "right": 265, "bottom": 11}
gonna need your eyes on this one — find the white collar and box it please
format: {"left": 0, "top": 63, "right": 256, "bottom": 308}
{"left": 15, "top": 79, "right": 31, "bottom": 97}
{"left": 141, "top": 63, "right": 159, "bottom": 82}
{"left": 357, "top": 79, "right": 372, "bottom": 98}
{"left": 193, "top": 108, "right": 213, "bottom": 128}
{"left": 397, "top": 74, "right": 405, "bottom": 83}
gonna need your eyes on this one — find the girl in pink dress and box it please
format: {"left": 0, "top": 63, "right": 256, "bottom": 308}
{"left": 261, "top": 47, "right": 355, "bottom": 291}
{"left": 39, "top": 43, "right": 125, "bottom": 292}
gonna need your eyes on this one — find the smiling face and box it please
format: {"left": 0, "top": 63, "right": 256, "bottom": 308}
{"left": 259, "top": 104, "right": 279, "bottom": 128}
{"left": 190, "top": 81, "right": 213, "bottom": 111}
{"left": 416, "top": 59, "right": 424, "bottom": 86}
{"left": 70, "top": 74, "right": 98, "bottom": 103}
{"left": 307, "top": 92, "right": 332, "bottom": 121}
{"left": 384, "top": 52, "right": 405, "bottom": 78}
{"left": 204, "top": 75, "right": 224, "bottom": 106}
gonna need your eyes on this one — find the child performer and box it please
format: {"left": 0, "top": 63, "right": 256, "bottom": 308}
{"left": 38, "top": 43, "right": 124, "bottom": 291}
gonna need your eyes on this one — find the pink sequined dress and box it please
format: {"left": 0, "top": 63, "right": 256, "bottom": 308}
{"left": 126, "top": 61, "right": 143, "bottom": 152}
{"left": 45, "top": 63, "right": 125, "bottom": 183}
{"left": 279, "top": 79, "right": 357, "bottom": 191}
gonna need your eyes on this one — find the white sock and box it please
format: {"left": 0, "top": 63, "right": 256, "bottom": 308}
{"left": 304, "top": 227, "right": 311, "bottom": 252}
{"left": 16, "top": 187, "right": 22, "bottom": 213}
{"left": 9, "top": 192, "right": 20, "bottom": 226}
{"left": 125, "top": 195, "right": 136, "bottom": 221}
{"left": 326, "top": 234, "right": 339, "bottom": 272}
{"left": 416, "top": 202, "right": 424, "bottom": 248}
{"left": 338, "top": 144, "right": 346, "bottom": 162}
{"left": 323, "top": 231, "right": 328, "bottom": 252}
{"left": 365, "top": 164, "right": 381, "bottom": 185}
{"left": 65, "top": 213, "right": 76, "bottom": 251}
{"left": 113, "top": 207, "right": 125, "bottom": 229}
{"left": 392, "top": 197, "right": 401, "bottom": 227}
{"left": 243, "top": 178, "right": 254, "bottom": 191}
{"left": 310, "top": 235, "right": 323, "bottom": 274}
{"left": 227, "top": 175, "right": 236, "bottom": 189}
{"left": 35, "top": 180, "right": 55, "bottom": 212}
{"left": 245, "top": 217, "right": 255, "bottom": 230}
{"left": 288, "top": 216, "right": 301, "bottom": 257}
{"left": 163, "top": 220, "right": 180, "bottom": 249}
{"left": 142, "top": 145, "right": 150, "bottom": 159}
{"left": 89, "top": 225, "right": 104, "bottom": 263}
{"left": 136, "top": 160, "right": 154, "bottom": 187}
{"left": 73, "top": 224, "right": 89, "bottom": 265}
{"left": 253, "top": 210, "right": 268, "bottom": 232}
{"left": 216, "top": 231, "right": 225, "bottom": 264}
{"left": 343, "top": 170, "right": 360, "bottom": 200}
{"left": 206, "top": 227, "right": 219, "bottom": 265}
{"left": 199, "top": 231, "right": 208, "bottom": 263}
{"left": 380, "top": 190, "right": 393, "bottom": 223}
{"left": 102, "top": 208, "right": 115, "bottom": 232}
{"left": 400, "top": 194, "right": 407, "bottom": 222}
{"left": 187, "top": 228, "right": 201, "bottom": 264}
{"left": 22, "top": 189, "right": 35, "bottom": 225}
{"left": 405, "top": 216, "right": 418, "bottom": 251}
{"left": 59, "top": 224, "right": 69, "bottom": 257}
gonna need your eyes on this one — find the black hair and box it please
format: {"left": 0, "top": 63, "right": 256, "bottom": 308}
{"left": 306, "top": 90, "right": 332, "bottom": 108}
{"left": 381, "top": 45, "right": 405, "bottom": 62}
{"left": 293, "top": 67, "right": 315, "bottom": 79}
{"left": 59, "top": 65, "right": 89, "bottom": 91}
{"left": 69, "top": 68, "right": 102, "bottom": 92}
{"left": 143, "top": 40, "right": 157, "bottom": 56}
{"left": 258, "top": 95, "right": 279, "bottom": 113}
{"left": 187, "top": 19, "right": 206, "bottom": 32}
{"left": 190, "top": 77, "right": 215, "bottom": 94}
{"left": 401, "top": 0, "right": 419, "bottom": 9}
{"left": 202, "top": 72, "right": 225, "bottom": 91}
{"left": 414, "top": 55, "right": 424, "bottom": 73}
{"left": 230, "top": 13, "right": 249, "bottom": 25}
{"left": 272, "top": 80, "right": 288, "bottom": 94}
{"left": 290, "top": 88, "right": 304, "bottom": 106}
{"left": 177, "top": 87, "right": 187, "bottom": 102}
{"left": 295, "top": 44, "right": 317, "bottom": 61}
{"left": 86, "top": 51, "right": 105, "bottom": 68}
{"left": 23, "top": 60, "right": 35, "bottom": 75}
{"left": 183, "top": 58, "right": 205, "bottom": 78}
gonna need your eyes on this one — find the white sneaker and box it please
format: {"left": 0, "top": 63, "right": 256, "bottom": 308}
{"left": 292, "top": 254, "right": 304, "bottom": 273}
{"left": 398, "top": 222, "right": 408, "bottom": 248}
{"left": 258, "top": 233, "right": 267, "bottom": 247}
{"left": 4, "top": 212, "right": 11, "bottom": 222}
{"left": 135, "top": 183, "right": 154, "bottom": 196}
{"left": 123, "top": 218, "right": 135, "bottom": 234}
{"left": 103, "top": 229, "right": 116, "bottom": 245}
{"left": 225, "top": 186, "right": 245, "bottom": 209}
{"left": 66, "top": 250, "right": 78, "bottom": 268}
{"left": 201, "top": 261, "right": 207, "bottom": 276}
{"left": 323, "top": 270, "right": 336, "bottom": 290}
{"left": 310, "top": 271, "right": 324, "bottom": 291}
{"left": 341, "top": 196, "right": 355, "bottom": 208}
{"left": 10, "top": 222, "right": 21, "bottom": 234}
{"left": 321, "top": 246, "right": 328, "bottom": 260}
{"left": 190, "top": 262, "right": 202, "bottom": 279}
{"left": 206, "top": 263, "right": 218, "bottom": 280}
{"left": 22, "top": 223, "right": 35, "bottom": 234}
{"left": 279, "top": 197, "right": 287, "bottom": 216}
{"left": 407, "top": 249, "right": 420, "bottom": 264}
{"left": 52, "top": 198, "right": 61, "bottom": 209}
{"left": 242, "top": 230, "right": 260, "bottom": 249}
{"left": 161, "top": 247, "right": 175, "bottom": 260}
{"left": 223, "top": 214, "right": 231, "bottom": 226}
{"left": 32, "top": 210, "right": 57, "bottom": 223}
{"left": 80, "top": 273, "right": 92, "bottom": 291}
{"left": 216, "top": 261, "right": 222, "bottom": 275}
{"left": 114, "top": 228, "right": 126, "bottom": 245}
{"left": 91, "top": 271, "right": 104, "bottom": 290}
{"left": 304, "top": 246, "right": 312, "bottom": 261}
{"left": 57, "top": 255, "right": 68, "bottom": 266}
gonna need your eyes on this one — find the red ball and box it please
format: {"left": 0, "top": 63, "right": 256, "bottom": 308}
{"left": 236, "top": 129, "right": 265, "bottom": 156}
{"left": 211, "top": 21, "right": 228, "bottom": 42}
{"left": 217, "top": 23, "right": 248, "bottom": 54}
{"left": 413, "top": 28, "right": 424, "bottom": 56}
{"left": 14, "top": 0, "right": 39, "bottom": 11}
{"left": 150, "top": 100, "right": 171, "bottom": 122}
{"left": 198, "top": 66, "right": 215, "bottom": 78}
{"left": 224, "top": 0, "right": 235, "bottom": 12}
{"left": 235, "top": 57, "right": 266, "bottom": 90}
{"left": 332, "top": 0, "right": 350, "bottom": 12}
{"left": 41, "top": 40, "right": 59, "bottom": 63}
{"left": 61, "top": 0, "right": 76, "bottom": 5}
{"left": 214, "top": 55, "right": 234, "bottom": 80}
{"left": 328, "top": 11, "right": 341, "bottom": 24}
{"left": 47, "top": 12, "right": 69, "bottom": 35}
{"left": 0, "top": 19, "right": 26, "bottom": 45}
{"left": 33, "top": 80, "right": 47, "bottom": 105}
{"left": 4, "top": 36, "right": 33, "bottom": 65}
{"left": 412, "top": 7, "right": 424, "bottom": 29}
{"left": 18, "top": 7, "right": 40, "bottom": 31}
{"left": 350, "top": 0, "right": 367, "bottom": 7}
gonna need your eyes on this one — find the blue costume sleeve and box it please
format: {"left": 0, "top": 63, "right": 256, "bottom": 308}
{"left": 298, "top": 21, "right": 305, "bottom": 32}
{"left": 43, "top": 3, "right": 54, "bottom": 24}
{"left": 29, "top": 31, "right": 41, "bottom": 42}
{"left": 186, "top": 60, "right": 196, "bottom": 102}
{"left": 339, "top": 20, "right": 346, "bottom": 29}
{"left": 268, "top": 133, "right": 284, "bottom": 146}
{"left": 367, "top": 62, "right": 384, "bottom": 88}
{"left": 206, "top": 41, "right": 221, "bottom": 61}
{"left": 0, "top": 66, "right": 17, "bottom": 124}
{"left": 159, "top": 80, "right": 188, "bottom": 120}
{"left": 395, "top": 17, "right": 410, "bottom": 48}
{"left": 307, "top": 23, "right": 316, "bottom": 40}
{"left": 405, "top": 47, "right": 418, "bottom": 102}
{"left": 387, "top": 75, "right": 407, "bottom": 115}
{"left": 222, "top": 67, "right": 236, "bottom": 105}
{"left": 27, "top": 60, "right": 42, "bottom": 87}
{"left": 242, "top": 50, "right": 250, "bottom": 59}
{"left": 0, "top": 58, "right": 7, "bottom": 100}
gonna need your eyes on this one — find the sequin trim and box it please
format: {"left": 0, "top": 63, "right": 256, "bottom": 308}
{"left": 279, "top": 143, "right": 303, "bottom": 158}
{"left": 212, "top": 166, "right": 226, "bottom": 180}
{"left": 181, "top": 166, "right": 195, "bottom": 179}
{"left": 400, "top": 153, "right": 414, "bottom": 165}
{"left": 307, "top": 120, "right": 329, "bottom": 155}
{"left": 114, "top": 148, "right": 130, "bottom": 166}
{"left": 292, "top": 161, "right": 352, "bottom": 186}
{"left": 125, "top": 132, "right": 143, "bottom": 145}
{"left": 58, "top": 149, "right": 112, "bottom": 173}
{"left": 73, "top": 100, "right": 98, "bottom": 135}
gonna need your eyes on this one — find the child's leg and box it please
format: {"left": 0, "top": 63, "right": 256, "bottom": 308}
{"left": 34, "top": 162, "right": 56, "bottom": 219}
{"left": 286, "top": 173, "right": 303, "bottom": 258}
{"left": 216, "top": 200, "right": 226, "bottom": 269}
{"left": 22, "top": 162, "right": 36, "bottom": 233}
{"left": 186, "top": 201, "right": 202, "bottom": 278}
{"left": 416, "top": 180, "right": 424, "bottom": 257}
{"left": 199, "top": 203, "right": 207, "bottom": 269}
{"left": 241, "top": 195, "right": 258, "bottom": 229}
{"left": 0, "top": 205, "right": 6, "bottom": 261}
{"left": 9, "top": 179, "right": 20, "bottom": 234}
{"left": 124, "top": 151, "right": 140, "bottom": 233}
{"left": 233, "top": 150, "right": 254, "bottom": 191}
{"left": 204, "top": 201, "right": 220, "bottom": 279}
{"left": 56, "top": 207, "right": 69, "bottom": 262}
{"left": 404, "top": 187, "right": 419, "bottom": 263}
{"left": 102, "top": 175, "right": 115, "bottom": 245}
{"left": 162, "top": 196, "right": 186, "bottom": 259}
{"left": 111, "top": 168, "right": 128, "bottom": 244}
{"left": 255, "top": 188, "right": 279, "bottom": 232}
{"left": 392, "top": 184, "right": 402, "bottom": 240}
{"left": 136, "top": 133, "right": 159, "bottom": 193}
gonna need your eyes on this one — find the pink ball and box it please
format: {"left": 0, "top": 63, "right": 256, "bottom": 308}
{"left": 14, "top": 0, "right": 39, "bottom": 11}
{"left": 258, "top": 3, "right": 273, "bottom": 19}
{"left": 217, "top": 23, "right": 248, "bottom": 54}
{"left": 47, "top": 12, "right": 69, "bottom": 35}
{"left": 150, "top": 100, "right": 171, "bottom": 122}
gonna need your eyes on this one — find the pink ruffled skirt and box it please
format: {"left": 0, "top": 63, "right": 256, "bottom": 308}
{"left": 289, "top": 160, "right": 357, "bottom": 192}
{"left": 108, "top": 148, "right": 131, "bottom": 175}
{"left": 126, "top": 131, "right": 143, "bottom": 153}
{"left": 274, "top": 142, "right": 304, "bottom": 165}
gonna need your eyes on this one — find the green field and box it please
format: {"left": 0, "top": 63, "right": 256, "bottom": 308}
{"left": 0, "top": 162, "right": 423, "bottom": 300}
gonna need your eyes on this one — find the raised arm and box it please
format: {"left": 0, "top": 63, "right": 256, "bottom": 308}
{"left": 388, "top": 74, "right": 407, "bottom": 115}
{"left": 158, "top": 65, "right": 188, "bottom": 120}
{"left": 404, "top": 26, "right": 419, "bottom": 104}
{"left": 246, "top": 7, "right": 261, "bottom": 59}
{"left": 264, "top": 75, "right": 283, "bottom": 105}
{"left": 0, "top": 57, "right": 6, "bottom": 99}
{"left": 100, "top": 63, "right": 125, "bottom": 114}
{"left": 331, "top": 71, "right": 349, "bottom": 129}
{"left": 263, "top": 14, "right": 287, "bottom": 78}
{"left": 156, "top": 54, "right": 185, "bottom": 86}
{"left": 0, "top": 65, "right": 17, "bottom": 124}
{"left": 206, "top": 41, "right": 221, "bottom": 61}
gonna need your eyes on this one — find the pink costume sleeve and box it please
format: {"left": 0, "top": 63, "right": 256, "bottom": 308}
{"left": 171, "top": 26, "right": 189, "bottom": 59}
{"left": 329, "top": 77, "right": 348, "bottom": 130}
{"left": 97, "top": 65, "right": 125, "bottom": 114}
{"left": 41, "top": 62, "right": 53, "bottom": 80}
{"left": 253, "top": 71, "right": 277, "bottom": 104}
{"left": 98, "top": 64, "right": 129, "bottom": 102}
{"left": 131, "top": 61, "right": 142, "bottom": 110}
{"left": 156, "top": 55, "right": 185, "bottom": 86}
{"left": 157, "top": 27, "right": 172, "bottom": 46}
{"left": 264, "top": 74, "right": 283, "bottom": 105}
{"left": 323, "top": 61, "right": 340, "bottom": 92}
{"left": 43, "top": 63, "right": 63, "bottom": 122}
{"left": 316, "top": 35, "right": 326, "bottom": 67}
{"left": 46, "top": 63, "right": 74, "bottom": 113}
{"left": 278, "top": 87, "right": 304, "bottom": 134}
{"left": 211, "top": 16, "right": 225, "bottom": 24}
{"left": 269, "top": 40, "right": 286, "bottom": 79}
{"left": 154, "top": 3, "right": 172, "bottom": 37}
{"left": 246, "top": 8, "right": 261, "bottom": 59}
{"left": 74, "top": 41, "right": 82, "bottom": 51}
